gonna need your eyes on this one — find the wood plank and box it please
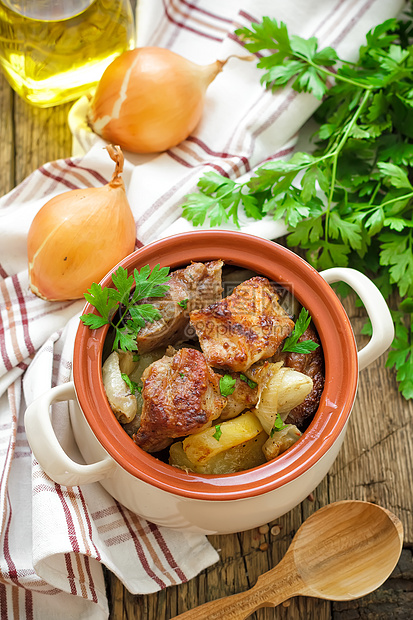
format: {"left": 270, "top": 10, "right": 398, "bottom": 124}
{"left": 329, "top": 293, "right": 413, "bottom": 544}
{"left": 0, "top": 73, "right": 14, "bottom": 195}
{"left": 13, "top": 96, "right": 73, "bottom": 185}
{"left": 0, "top": 86, "right": 73, "bottom": 197}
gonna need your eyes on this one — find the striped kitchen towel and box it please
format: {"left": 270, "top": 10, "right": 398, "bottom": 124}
{"left": 0, "top": 0, "right": 405, "bottom": 618}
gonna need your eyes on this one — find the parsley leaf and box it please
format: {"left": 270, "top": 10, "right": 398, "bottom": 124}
{"left": 109, "top": 267, "right": 135, "bottom": 305}
{"left": 181, "top": 173, "right": 243, "bottom": 227}
{"left": 240, "top": 374, "right": 258, "bottom": 389}
{"left": 219, "top": 374, "right": 237, "bottom": 397}
{"left": 270, "top": 413, "right": 288, "bottom": 437}
{"left": 235, "top": 18, "right": 338, "bottom": 99}
{"left": 377, "top": 162, "right": 413, "bottom": 189}
{"left": 178, "top": 298, "right": 189, "bottom": 309}
{"left": 385, "top": 309, "right": 413, "bottom": 399}
{"left": 380, "top": 232, "right": 413, "bottom": 296}
{"left": 128, "top": 304, "right": 161, "bottom": 327}
{"left": 213, "top": 425, "right": 222, "bottom": 441}
{"left": 282, "top": 308, "right": 320, "bottom": 353}
{"left": 82, "top": 282, "right": 118, "bottom": 328}
{"left": 131, "top": 264, "right": 171, "bottom": 302}
{"left": 113, "top": 325, "right": 138, "bottom": 353}
{"left": 80, "top": 265, "right": 171, "bottom": 353}
{"left": 121, "top": 373, "right": 140, "bottom": 395}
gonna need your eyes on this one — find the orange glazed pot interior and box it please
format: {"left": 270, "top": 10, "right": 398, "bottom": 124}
{"left": 73, "top": 230, "right": 358, "bottom": 501}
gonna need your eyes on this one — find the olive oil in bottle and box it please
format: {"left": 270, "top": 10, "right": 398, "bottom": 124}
{"left": 0, "top": 0, "right": 135, "bottom": 107}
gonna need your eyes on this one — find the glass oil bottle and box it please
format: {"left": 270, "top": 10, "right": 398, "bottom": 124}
{"left": 0, "top": 0, "right": 135, "bottom": 107}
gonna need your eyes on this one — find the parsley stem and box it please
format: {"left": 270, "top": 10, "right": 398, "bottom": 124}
{"left": 217, "top": 185, "right": 245, "bottom": 201}
{"left": 294, "top": 54, "right": 375, "bottom": 91}
{"left": 331, "top": 89, "right": 371, "bottom": 160}
{"left": 324, "top": 88, "right": 371, "bottom": 239}
{"left": 377, "top": 191, "right": 413, "bottom": 209}
{"left": 368, "top": 182, "right": 382, "bottom": 206}
{"left": 113, "top": 304, "right": 130, "bottom": 330}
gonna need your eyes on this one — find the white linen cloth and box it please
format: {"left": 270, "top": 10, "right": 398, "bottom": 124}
{"left": 0, "top": 0, "right": 405, "bottom": 618}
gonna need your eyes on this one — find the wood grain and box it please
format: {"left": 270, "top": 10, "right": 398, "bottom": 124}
{"left": 1, "top": 56, "right": 413, "bottom": 620}
{"left": 167, "top": 501, "right": 403, "bottom": 620}
{"left": 0, "top": 73, "right": 14, "bottom": 194}
{"left": 0, "top": 82, "right": 73, "bottom": 196}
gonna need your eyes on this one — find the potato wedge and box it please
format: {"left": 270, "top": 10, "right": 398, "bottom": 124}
{"left": 170, "top": 430, "right": 267, "bottom": 474}
{"left": 182, "top": 410, "right": 263, "bottom": 465}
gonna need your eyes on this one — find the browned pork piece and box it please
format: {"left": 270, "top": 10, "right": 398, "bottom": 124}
{"left": 133, "top": 347, "right": 227, "bottom": 452}
{"left": 189, "top": 276, "right": 295, "bottom": 373}
{"left": 284, "top": 322, "right": 324, "bottom": 430}
{"left": 219, "top": 372, "right": 259, "bottom": 420}
{"left": 134, "top": 260, "right": 224, "bottom": 353}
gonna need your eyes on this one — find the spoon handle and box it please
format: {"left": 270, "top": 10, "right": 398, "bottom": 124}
{"left": 170, "top": 555, "right": 305, "bottom": 620}
{"left": 169, "top": 587, "right": 273, "bottom": 620}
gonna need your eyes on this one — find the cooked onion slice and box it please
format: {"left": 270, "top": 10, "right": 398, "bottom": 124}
{"left": 102, "top": 351, "right": 137, "bottom": 424}
{"left": 262, "top": 424, "right": 302, "bottom": 461}
{"left": 249, "top": 363, "right": 313, "bottom": 435}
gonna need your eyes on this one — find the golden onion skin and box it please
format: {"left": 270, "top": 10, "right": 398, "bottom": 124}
{"left": 87, "top": 47, "right": 225, "bottom": 153}
{"left": 27, "top": 147, "right": 136, "bottom": 301}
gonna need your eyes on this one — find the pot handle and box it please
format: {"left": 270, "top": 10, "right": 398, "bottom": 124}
{"left": 25, "top": 381, "right": 116, "bottom": 486}
{"left": 319, "top": 267, "right": 394, "bottom": 371}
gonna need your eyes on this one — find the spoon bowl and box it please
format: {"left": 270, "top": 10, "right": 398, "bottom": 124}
{"left": 292, "top": 500, "right": 403, "bottom": 600}
{"left": 171, "top": 500, "right": 403, "bottom": 619}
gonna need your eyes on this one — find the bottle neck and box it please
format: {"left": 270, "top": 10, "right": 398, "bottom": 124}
{"left": 1, "top": 0, "right": 95, "bottom": 21}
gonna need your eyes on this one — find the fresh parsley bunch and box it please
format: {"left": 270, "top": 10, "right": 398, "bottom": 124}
{"left": 80, "top": 264, "right": 171, "bottom": 352}
{"left": 180, "top": 9, "right": 413, "bottom": 399}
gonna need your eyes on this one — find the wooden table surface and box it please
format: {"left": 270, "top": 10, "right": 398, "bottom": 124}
{"left": 1, "top": 69, "right": 413, "bottom": 620}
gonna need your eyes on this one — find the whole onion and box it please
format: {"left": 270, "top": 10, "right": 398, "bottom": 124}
{"left": 27, "top": 145, "right": 136, "bottom": 301}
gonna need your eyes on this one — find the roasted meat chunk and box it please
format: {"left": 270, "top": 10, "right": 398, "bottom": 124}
{"left": 284, "top": 322, "right": 324, "bottom": 430}
{"left": 133, "top": 348, "right": 226, "bottom": 452}
{"left": 134, "top": 260, "right": 223, "bottom": 354}
{"left": 189, "top": 277, "right": 295, "bottom": 373}
{"left": 219, "top": 372, "right": 259, "bottom": 420}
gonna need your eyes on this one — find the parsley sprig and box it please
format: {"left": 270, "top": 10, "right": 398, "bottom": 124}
{"left": 80, "top": 264, "right": 171, "bottom": 352}
{"left": 236, "top": 17, "right": 343, "bottom": 99}
{"left": 283, "top": 308, "right": 319, "bottom": 354}
{"left": 270, "top": 413, "right": 288, "bottom": 437}
{"left": 180, "top": 10, "right": 413, "bottom": 399}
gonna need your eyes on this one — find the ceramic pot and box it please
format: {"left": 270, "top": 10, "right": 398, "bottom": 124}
{"left": 25, "top": 231, "right": 394, "bottom": 534}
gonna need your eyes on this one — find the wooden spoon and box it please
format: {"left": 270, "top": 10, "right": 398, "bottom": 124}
{"left": 171, "top": 500, "right": 403, "bottom": 620}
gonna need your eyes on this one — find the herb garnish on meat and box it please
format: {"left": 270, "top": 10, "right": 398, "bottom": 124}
{"left": 80, "top": 264, "right": 171, "bottom": 352}
{"left": 177, "top": 298, "right": 189, "bottom": 309}
{"left": 283, "top": 308, "right": 320, "bottom": 354}
{"left": 240, "top": 374, "right": 258, "bottom": 389}
{"left": 219, "top": 374, "right": 237, "bottom": 397}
